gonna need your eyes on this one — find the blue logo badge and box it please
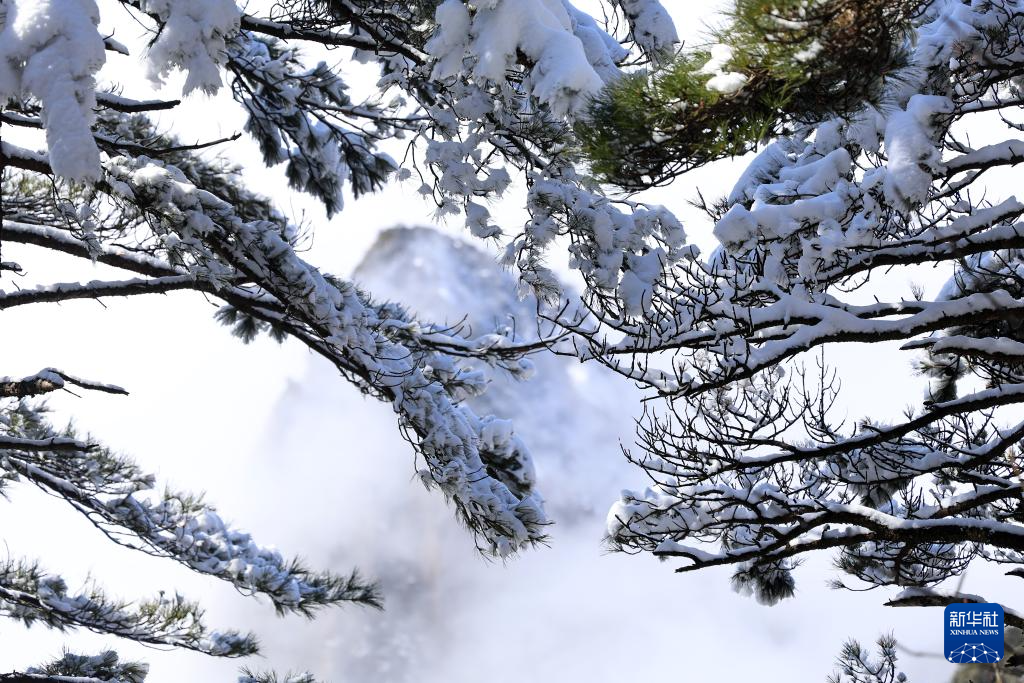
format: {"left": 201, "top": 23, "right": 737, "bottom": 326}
{"left": 945, "top": 603, "right": 1004, "bottom": 664}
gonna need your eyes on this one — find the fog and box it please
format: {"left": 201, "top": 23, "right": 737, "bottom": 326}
{"left": 1, "top": 2, "right": 1016, "bottom": 681}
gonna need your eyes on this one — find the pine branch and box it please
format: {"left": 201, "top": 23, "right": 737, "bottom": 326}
{"left": 0, "top": 369, "right": 127, "bottom": 398}
{"left": 0, "top": 277, "right": 199, "bottom": 309}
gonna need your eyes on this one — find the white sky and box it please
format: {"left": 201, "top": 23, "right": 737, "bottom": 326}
{"left": 1, "top": 2, "right": 1019, "bottom": 682}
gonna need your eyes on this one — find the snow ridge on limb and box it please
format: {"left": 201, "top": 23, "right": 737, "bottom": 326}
{"left": 0, "top": 369, "right": 128, "bottom": 398}
{"left": 887, "top": 587, "right": 1024, "bottom": 629}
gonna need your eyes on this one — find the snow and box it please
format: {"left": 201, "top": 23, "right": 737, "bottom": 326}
{"left": 907, "top": 334, "right": 1024, "bottom": 359}
{"left": 714, "top": 203, "right": 760, "bottom": 248}
{"left": 427, "top": 0, "right": 606, "bottom": 116}
{"left": 464, "top": 201, "right": 501, "bottom": 239}
{"left": 563, "top": 1, "right": 630, "bottom": 80}
{"left": 524, "top": 172, "right": 686, "bottom": 308}
{"left": 140, "top": 0, "right": 240, "bottom": 94}
{"left": 793, "top": 40, "right": 823, "bottom": 62}
{"left": 706, "top": 71, "right": 748, "bottom": 94}
{"left": 778, "top": 146, "right": 852, "bottom": 196}
{"left": 945, "top": 138, "right": 1024, "bottom": 174}
{"left": 424, "top": 0, "right": 472, "bottom": 80}
{"left": 0, "top": 0, "right": 240, "bottom": 182}
{"left": 613, "top": 0, "right": 678, "bottom": 55}
{"left": 883, "top": 94, "right": 953, "bottom": 208}
{"left": 0, "top": 0, "right": 105, "bottom": 181}
{"left": 726, "top": 141, "right": 796, "bottom": 205}
{"left": 619, "top": 247, "right": 665, "bottom": 315}
{"left": 700, "top": 43, "right": 735, "bottom": 75}
{"left": 699, "top": 43, "right": 748, "bottom": 94}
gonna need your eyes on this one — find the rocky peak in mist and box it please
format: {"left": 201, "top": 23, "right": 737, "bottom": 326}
{"left": 354, "top": 226, "right": 637, "bottom": 520}
{"left": 253, "top": 226, "right": 642, "bottom": 683}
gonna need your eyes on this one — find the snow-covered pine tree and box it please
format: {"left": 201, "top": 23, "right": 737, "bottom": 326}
{"left": 0, "top": 0, "right": 685, "bottom": 679}
{"left": 580, "top": 0, "right": 930, "bottom": 188}
{"left": 563, "top": 1, "right": 1024, "bottom": 672}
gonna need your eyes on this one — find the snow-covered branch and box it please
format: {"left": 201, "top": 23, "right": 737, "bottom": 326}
{"left": 578, "top": 0, "right": 1024, "bottom": 610}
